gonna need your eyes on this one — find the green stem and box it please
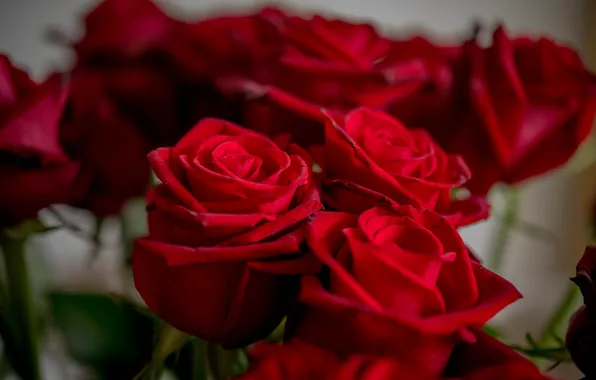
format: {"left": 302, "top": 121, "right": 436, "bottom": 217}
{"left": 191, "top": 339, "right": 209, "bottom": 380}
{"left": 488, "top": 187, "right": 520, "bottom": 271}
{"left": 0, "top": 232, "right": 41, "bottom": 380}
{"left": 207, "top": 343, "right": 222, "bottom": 380}
{"left": 539, "top": 282, "right": 580, "bottom": 344}
{"left": 89, "top": 218, "right": 105, "bottom": 263}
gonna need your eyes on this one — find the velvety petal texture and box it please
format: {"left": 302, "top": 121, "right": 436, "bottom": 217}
{"left": 0, "top": 57, "right": 80, "bottom": 226}
{"left": 288, "top": 206, "right": 520, "bottom": 377}
{"left": 132, "top": 118, "right": 322, "bottom": 347}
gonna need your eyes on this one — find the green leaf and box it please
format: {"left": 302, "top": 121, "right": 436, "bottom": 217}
{"left": 120, "top": 197, "right": 148, "bottom": 264}
{"left": 153, "top": 325, "right": 190, "bottom": 363}
{"left": 208, "top": 343, "right": 248, "bottom": 380}
{"left": 48, "top": 292, "right": 158, "bottom": 380}
{"left": 266, "top": 318, "right": 286, "bottom": 342}
{"left": 3, "top": 219, "right": 49, "bottom": 240}
{"left": 481, "top": 324, "right": 502, "bottom": 339}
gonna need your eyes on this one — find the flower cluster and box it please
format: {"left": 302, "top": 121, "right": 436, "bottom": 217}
{"left": 2, "top": 0, "right": 595, "bottom": 378}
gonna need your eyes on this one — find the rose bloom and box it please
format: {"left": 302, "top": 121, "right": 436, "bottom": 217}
{"left": 235, "top": 331, "right": 551, "bottom": 379}
{"left": 216, "top": 7, "right": 453, "bottom": 149}
{"left": 322, "top": 108, "right": 488, "bottom": 227}
{"left": 287, "top": 206, "right": 520, "bottom": 377}
{"left": 262, "top": 8, "right": 449, "bottom": 109}
{"left": 59, "top": 72, "right": 152, "bottom": 215}
{"left": 391, "top": 26, "right": 596, "bottom": 194}
{"left": 217, "top": 9, "right": 596, "bottom": 195}
{"left": 566, "top": 246, "right": 596, "bottom": 378}
{"left": 72, "top": 0, "right": 199, "bottom": 146}
{"left": 0, "top": 56, "right": 80, "bottom": 226}
{"left": 132, "top": 118, "right": 322, "bottom": 347}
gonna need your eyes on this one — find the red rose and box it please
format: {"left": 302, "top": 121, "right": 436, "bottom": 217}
{"left": 566, "top": 246, "right": 596, "bottom": 378}
{"left": 132, "top": 118, "right": 322, "bottom": 347}
{"left": 74, "top": 0, "right": 185, "bottom": 63}
{"left": 446, "top": 329, "right": 554, "bottom": 380}
{"left": 71, "top": 0, "right": 247, "bottom": 150}
{"left": 235, "top": 340, "right": 431, "bottom": 380}
{"left": 63, "top": 0, "right": 267, "bottom": 215}
{"left": 181, "top": 8, "right": 284, "bottom": 81}
{"left": 322, "top": 107, "right": 488, "bottom": 226}
{"left": 219, "top": 8, "right": 453, "bottom": 148}
{"left": 289, "top": 207, "right": 520, "bottom": 376}
{"left": 504, "top": 30, "right": 596, "bottom": 184}
{"left": 70, "top": 0, "right": 190, "bottom": 146}
{"left": 397, "top": 26, "right": 596, "bottom": 194}
{"left": 59, "top": 72, "right": 152, "bottom": 216}
{"left": 0, "top": 56, "right": 80, "bottom": 226}
{"left": 235, "top": 333, "right": 551, "bottom": 380}
{"left": 262, "top": 8, "right": 449, "bottom": 109}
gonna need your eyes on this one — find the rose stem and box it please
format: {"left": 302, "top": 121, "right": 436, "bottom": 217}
{"left": 487, "top": 186, "right": 520, "bottom": 271}
{"left": 0, "top": 230, "right": 41, "bottom": 380}
{"left": 191, "top": 339, "right": 209, "bottom": 380}
{"left": 539, "top": 282, "right": 580, "bottom": 345}
{"left": 207, "top": 342, "right": 222, "bottom": 380}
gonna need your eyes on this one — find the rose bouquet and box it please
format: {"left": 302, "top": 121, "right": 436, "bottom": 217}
{"left": 1, "top": 0, "right": 596, "bottom": 379}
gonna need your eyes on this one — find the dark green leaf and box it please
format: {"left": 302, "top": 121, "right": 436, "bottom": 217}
{"left": 48, "top": 292, "right": 158, "bottom": 380}
{"left": 3, "top": 219, "right": 48, "bottom": 239}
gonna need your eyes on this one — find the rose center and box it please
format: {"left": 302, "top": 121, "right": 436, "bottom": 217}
{"left": 362, "top": 127, "right": 424, "bottom": 174}
{"left": 211, "top": 142, "right": 264, "bottom": 181}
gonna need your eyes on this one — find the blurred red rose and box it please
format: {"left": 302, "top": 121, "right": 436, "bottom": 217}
{"left": 132, "top": 118, "right": 322, "bottom": 347}
{"left": 321, "top": 108, "right": 488, "bottom": 226}
{"left": 71, "top": 0, "right": 249, "bottom": 149}
{"left": 64, "top": 0, "right": 270, "bottom": 215}
{"left": 263, "top": 8, "right": 444, "bottom": 108}
{"left": 59, "top": 72, "right": 152, "bottom": 216}
{"left": 0, "top": 56, "right": 80, "bottom": 226}
{"left": 391, "top": 26, "right": 596, "bottom": 194}
{"left": 445, "top": 329, "right": 554, "bottom": 380}
{"left": 72, "top": 0, "right": 190, "bottom": 145}
{"left": 288, "top": 207, "right": 520, "bottom": 377}
{"left": 566, "top": 246, "right": 596, "bottom": 378}
{"left": 235, "top": 340, "right": 431, "bottom": 380}
{"left": 180, "top": 8, "right": 284, "bottom": 81}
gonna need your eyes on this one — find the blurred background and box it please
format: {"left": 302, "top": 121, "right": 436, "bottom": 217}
{"left": 1, "top": 1, "right": 596, "bottom": 379}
